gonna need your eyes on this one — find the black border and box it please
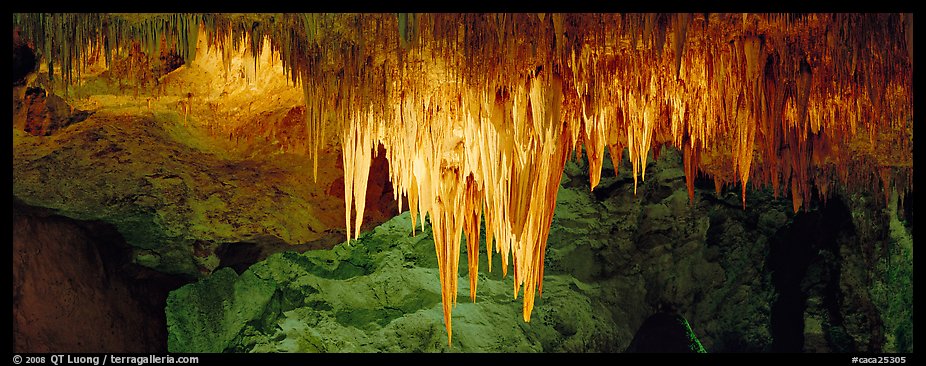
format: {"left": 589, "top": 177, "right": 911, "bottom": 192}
{"left": 9, "top": 1, "right": 919, "bottom": 14}
{"left": 9, "top": 352, "right": 919, "bottom": 365}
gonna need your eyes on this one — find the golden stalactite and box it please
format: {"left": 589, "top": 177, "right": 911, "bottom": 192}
{"left": 683, "top": 139, "right": 700, "bottom": 203}
{"left": 462, "top": 174, "right": 484, "bottom": 303}
{"left": 13, "top": 13, "right": 914, "bottom": 345}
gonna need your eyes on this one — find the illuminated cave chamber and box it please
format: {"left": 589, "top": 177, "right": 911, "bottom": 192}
{"left": 13, "top": 13, "right": 913, "bottom": 345}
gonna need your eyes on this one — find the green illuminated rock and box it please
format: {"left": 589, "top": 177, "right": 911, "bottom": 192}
{"left": 164, "top": 147, "right": 912, "bottom": 353}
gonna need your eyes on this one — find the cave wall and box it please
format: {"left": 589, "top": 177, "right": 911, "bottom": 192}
{"left": 547, "top": 147, "right": 781, "bottom": 352}
{"left": 164, "top": 147, "right": 913, "bottom": 352}
{"left": 551, "top": 147, "right": 913, "bottom": 353}
{"left": 11, "top": 139, "right": 910, "bottom": 353}
{"left": 12, "top": 103, "right": 398, "bottom": 279}
{"left": 833, "top": 190, "right": 914, "bottom": 352}
{"left": 12, "top": 202, "right": 184, "bottom": 352}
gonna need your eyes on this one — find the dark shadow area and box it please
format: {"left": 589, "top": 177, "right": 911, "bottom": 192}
{"left": 626, "top": 307, "right": 705, "bottom": 353}
{"left": 768, "top": 195, "right": 855, "bottom": 352}
{"left": 215, "top": 242, "right": 263, "bottom": 274}
{"left": 12, "top": 199, "right": 187, "bottom": 352}
{"left": 12, "top": 40, "right": 37, "bottom": 86}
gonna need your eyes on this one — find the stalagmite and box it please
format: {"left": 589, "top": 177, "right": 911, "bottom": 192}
{"left": 13, "top": 12, "right": 914, "bottom": 345}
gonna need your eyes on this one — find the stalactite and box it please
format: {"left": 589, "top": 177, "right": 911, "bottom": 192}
{"left": 673, "top": 13, "right": 691, "bottom": 80}
{"left": 683, "top": 139, "right": 699, "bottom": 202}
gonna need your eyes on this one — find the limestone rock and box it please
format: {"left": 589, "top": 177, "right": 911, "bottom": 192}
{"left": 20, "top": 87, "right": 92, "bottom": 136}
{"left": 13, "top": 203, "right": 181, "bottom": 352}
{"left": 13, "top": 111, "right": 395, "bottom": 278}
{"left": 166, "top": 147, "right": 791, "bottom": 352}
{"left": 166, "top": 212, "right": 620, "bottom": 352}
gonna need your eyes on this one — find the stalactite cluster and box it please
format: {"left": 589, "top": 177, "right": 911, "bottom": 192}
{"left": 12, "top": 13, "right": 913, "bottom": 345}
{"left": 12, "top": 13, "right": 200, "bottom": 85}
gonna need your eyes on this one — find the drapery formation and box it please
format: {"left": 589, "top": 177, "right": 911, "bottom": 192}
{"left": 13, "top": 13, "right": 913, "bottom": 345}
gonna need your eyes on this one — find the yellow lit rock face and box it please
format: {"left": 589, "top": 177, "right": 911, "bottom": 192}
{"left": 14, "top": 13, "right": 913, "bottom": 346}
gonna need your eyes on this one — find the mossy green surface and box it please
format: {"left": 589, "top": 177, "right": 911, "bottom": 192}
{"left": 165, "top": 148, "right": 777, "bottom": 352}
{"left": 166, "top": 211, "right": 623, "bottom": 352}
{"left": 680, "top": 317, "right": 708, "bottom": 353}
{"left": 879, "top": 191, "right": 914, "bottom": 353}
{"left": 166, "top": 268, "right": 277, "bottom": 352}
{"left": 163, "top": 146, "right": 910, "bottom": 353}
